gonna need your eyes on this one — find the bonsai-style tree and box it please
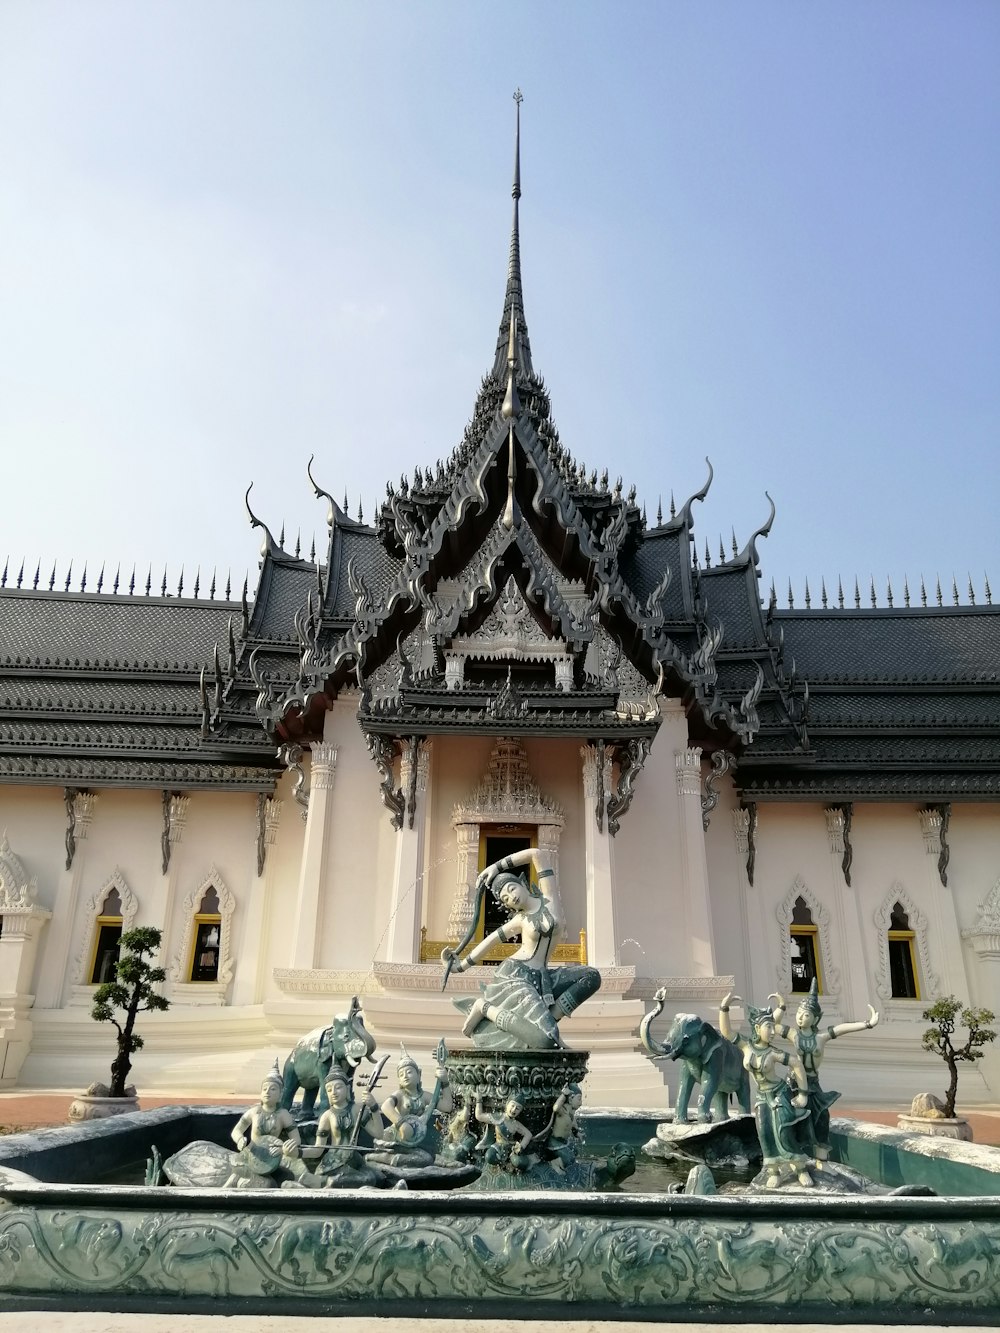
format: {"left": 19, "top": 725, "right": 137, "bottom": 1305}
{"left": 91, "top": 926, "right": 170, "bottom": 1098}
{"left": 921, "top": 995, "right": 996, "bottom": 1119}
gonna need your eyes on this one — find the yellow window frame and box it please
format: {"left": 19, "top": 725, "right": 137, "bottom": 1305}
{"left": 89, "top": 914, "right": 123, "bottom": 985}
{"left": 887, "top": 929, "right": 921, "bottom": 1000}
{"left": 790, "top": 923, "right": 823, "bottom": 994}
{"left": 188, "top": 912, "right": 223, "bottom": 983}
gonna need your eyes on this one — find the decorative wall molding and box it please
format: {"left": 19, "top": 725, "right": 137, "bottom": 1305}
{"left": 776, "top": 874, "right": 842, "bottom": 998}
{"left": 63, "top": 789, "right": 98, "bottom": 871}
{"left": 0, "top": 831, "right": 39, "bottom": 911}
{"left": 733, "top": 803, "right": 757, "bottom": 886}
{"left": 874, "top": 881, "right": 939, "bottom": 1004}
{"left": 825, "top": 803, "right": 853, "bottom": 886}
{"left": 448, "top": 823, "right": 481, "bottom": 940}
{"left": 630, "top": 974, "right": 736, "bottom": 1002}
{"left": 919, "top": 806, "right": 943, "bottom": 856}
{"left": 962, "top": 874, "right": 1000, "bottom": 956}
{"left": 160, "top": 792, "right": 190, "bottom": 876}
{"left": 273, "top": 967, "right": 377, "bottom": 996}
{"left": 72, "top": 868, "right": 137, "bottom": 988}
{"left": 169, "top": 867, "right": 236, "bottom": 998}
{"left": 371, "top": 961, "right": 637, "bottom": 995}
{"left": 675, "top": 747, "right": 703, "bottom": 797}
{"left": 255, "top": 793, "right": 280, "bottom": 878}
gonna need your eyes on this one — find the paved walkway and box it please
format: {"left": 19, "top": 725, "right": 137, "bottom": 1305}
{"left": 4, "top": 1090, "right": 1000, "bottom": 1143}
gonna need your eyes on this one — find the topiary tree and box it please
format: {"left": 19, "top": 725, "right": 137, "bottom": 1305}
{"left": 91, "top": 926, "right": 170, "bottom": 1098}
{"left": 921, "top": 995, "right": 996, "bottom": 1119}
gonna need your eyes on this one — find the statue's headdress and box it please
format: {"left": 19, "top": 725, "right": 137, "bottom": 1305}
{"left": 397, "top": 1043, "right": 419, "bottom": 1076}
{"left": 262, "top": 1057, "right": 282, "bottom": 1091}
{"left": 747, "top": 1003, "right": 774, "bottom": 1033}
{"left": 797, "top": 977, "right": 823, "bottom": 1024}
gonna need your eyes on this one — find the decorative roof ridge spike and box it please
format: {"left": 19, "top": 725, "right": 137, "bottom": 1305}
{"left": 245, "top": 483, "right": 278, "bottom": 558}
{"left": 735, "top": 491, "right": 775, "bottom": 568}
{"left": 676, "top": 457, "right": 714, "bottom": 531}
{"left": 493, "top": 89, "right": 534, "bottom": 382}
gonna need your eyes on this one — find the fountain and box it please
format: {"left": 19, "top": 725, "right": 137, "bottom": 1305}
{"left": 1, "top": 861, "right": 1000, "bottom": 1317}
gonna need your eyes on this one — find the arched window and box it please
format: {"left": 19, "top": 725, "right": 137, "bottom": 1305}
{"left": 790, "top": 895, "right": 822, "bottom": 993}
{"left": 188, "top": 886, "right": 222, "bottom": 983}
{"left": 888, "top": 901, "right": 919, "bottom": 999}
{"left": 89, "top": 887, "right": 123, "bottom": 985}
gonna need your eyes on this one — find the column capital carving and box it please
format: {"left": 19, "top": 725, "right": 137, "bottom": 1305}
{"left": 732, "top": 807, "right": 750, "bottom": 854}
{"left": 918, "top": 805, "right": 942, "bottom": 854}
{"left": 415, "top": 739, "right": 432, "bottom": 794}
{"left": 311, "top": 742, "right": 339, "bottom": 791}
{"left": 825, "top": 805, "right": 845, "bottom": 853}
{"left": 581, "top": 745, "right": 600, "bottom": 799}
{"left": 675, "top": 747, "right": 703, "bottom": 795}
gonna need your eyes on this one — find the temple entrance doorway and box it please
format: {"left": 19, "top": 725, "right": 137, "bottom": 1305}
{"left": 478, "top": 824, "right": 535, "bottom": 944}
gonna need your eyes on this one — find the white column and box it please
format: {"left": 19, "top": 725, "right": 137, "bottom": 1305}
{"left": 581, "top": 744, "right": 617, "bottom": 966}
{"left": 35, "top": 791, "right": 98, "bottom": 1008}
{"left": 231, "top": 795, "right": 281, "bottom": 1006}
{"left": 733, "top": 805, "right": 771, "bottom": 1000}
{"left": 675, "top": 746, "right": 718, "bottom": 976}
{"left": 289, "top": 742, "right": 338, "bottom": 970}
{"left": 449, "top": 822, "right": 480, "bottom": 942}
{"left": 158, "top": 794, "right": 190, "bottom": 972}
{"left": 384, "top": 741, "right": 432, "bottom": 963}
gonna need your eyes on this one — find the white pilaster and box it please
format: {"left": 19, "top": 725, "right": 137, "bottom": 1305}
{"left": 581, "top": 744, "right": 617, "bottom": 966}
{"left": 231, "top": 795, "right": 281, "bottom": 1006}
{"left": 449, "top": 822, "right": 480, "bottom": 941}
{"left": 158, "top": 793, "right": 190, "bottom": 969}
{"left": 0, "top": 834, "right": 52, "bottom": 1084}
{"left": 675, "top": 745, "right": 717, "bottom": 976}
{"left": 35, "top": 791, "right": 98, "bottom": 1008}
{"left": 384, "top": 741, "right": 432, "bottom": 963}
{"left": 289, "top": 743, "right": 338, "bottom": 970}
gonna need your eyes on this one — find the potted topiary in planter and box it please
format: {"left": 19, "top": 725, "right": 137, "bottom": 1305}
{"left": 897, "top": 995, "right": 996, "bottom": 1142}
{"left": 68, "top": 926, "right": 170, "bottom": 1123}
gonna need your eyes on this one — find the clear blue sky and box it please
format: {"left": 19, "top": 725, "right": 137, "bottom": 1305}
{"left": 1, "top": 2, "right": 997, "bottom": 607}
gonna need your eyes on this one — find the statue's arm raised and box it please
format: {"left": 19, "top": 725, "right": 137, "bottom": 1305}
{"left": 719, "top": 992, "right": 741, "bottom": 1042}
{"left": 826, "top": 1005, "right": 879, "bottom": 1044}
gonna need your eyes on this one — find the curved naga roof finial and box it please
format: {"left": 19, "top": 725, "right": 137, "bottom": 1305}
{"left": 306, "top": 454, "right": 342, "bottom": 530}
{"left": 735, "top": 491, "right": 776, "bottom": 568}
{"left": 675, "top": 457, "right": 714, "bottom": 530}
{"left": 244, "top": 483, "right": 277, "bottom": 557}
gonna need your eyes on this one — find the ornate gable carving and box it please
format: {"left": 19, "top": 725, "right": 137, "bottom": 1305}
{"left": 169, "top": 865, "right": 236, "bottom": 996}
{"left": 453, "top": 737, "right": 564, "bottom": 827}
{"left": 963, "top": 874, "right": 1000, "bottom": 953}
{"left": 72, "top": 868, "right": 138, "bottom": 987}
{"left": 446, "top": 576, "right": 573, "bottom": 692}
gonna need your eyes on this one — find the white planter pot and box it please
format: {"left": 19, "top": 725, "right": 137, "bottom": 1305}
{"left": 896, "top": 1113, "right": 973, "bottom": 1142}
{"left": 67, "top": 1094, "right": 140, "bottom": 1124}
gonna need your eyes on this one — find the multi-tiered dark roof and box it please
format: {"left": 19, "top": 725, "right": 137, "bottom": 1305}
{"left": 2, "top": 106, "right": 998, "bottom": 806}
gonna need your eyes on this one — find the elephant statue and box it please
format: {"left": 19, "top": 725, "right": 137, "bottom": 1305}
{"left": 280, "top": 995, "right": 377, "bottom": 1117}
{"left": 639, "top": 990, "right": 751, "bottom": 1123}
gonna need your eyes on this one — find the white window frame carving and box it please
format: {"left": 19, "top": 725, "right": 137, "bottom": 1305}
{"left": 69, "top": 868, "right": 138, "bottom": 1001}
{"left": 776, "top": 874, "right": 841, "bottom": 1000}
{"left": 874, "top": 881, "right": 938, "bottom": 1006}
{"left": 168, "top": 866, "right": 235, "bottom": 1006}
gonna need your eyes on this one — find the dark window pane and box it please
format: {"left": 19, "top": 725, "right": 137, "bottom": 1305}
{"left": 790, "top": 931, "right": 818, "bottom": 992}
{"left": 191, "top": 920, "right": 221, "bottom": 982}
{"left": 791, "top": 896, "right": 814, "bottom": 927}
{"left": 91, "top": 923, "right": 122, "bottom": 984}
{"left": 889, "top": 937, "right": 918, "bottom": 998}
{"left": 890, "top": 902, "right": 911, "bottom": 931}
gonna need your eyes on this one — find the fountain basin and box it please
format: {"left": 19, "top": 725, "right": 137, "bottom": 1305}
{"left": 0, "top": 1107, "right": 998, "bottom": 1318}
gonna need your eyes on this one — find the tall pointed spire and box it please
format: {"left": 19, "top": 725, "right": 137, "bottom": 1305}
{"left": 494, "top": 89, "right": 533, "bottom": 380}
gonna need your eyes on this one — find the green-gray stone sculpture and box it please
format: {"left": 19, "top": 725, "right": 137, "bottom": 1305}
{"left": 639, "top": 991, "right": 751, "bottom": 1122}
{"left": 441, "top": 848, "right": 600, "bottom": 1050}
{"left": 225, "top": 1060, "right": 302, "bottom": 1188}
{"left": 280, "top": 994, "right": 377, "bottom": 1116}
{"left": 719, "top": 992, "right": 818, "bottom": 1188}
{"left": 769, "top": 978, "right": 879, "bottom": 1159}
